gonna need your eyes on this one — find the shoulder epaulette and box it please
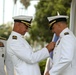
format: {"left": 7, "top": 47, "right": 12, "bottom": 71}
{"left": 64, "top": 32, "right": 69, "bottom": 35}
{"left": 0, "top": 36, "right": 6, "bottom": 40}
{"left": 12, "top": 35, "right": 17, "bottom": 39}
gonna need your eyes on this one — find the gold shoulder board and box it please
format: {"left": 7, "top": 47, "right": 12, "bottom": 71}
{"left": 64, "top": 32, "right": 69, "bottom": 35}
{"left": 0, "top": 36, "right": 6, "bottom": 40}
{"left": 12, "top": 36, "right": 17, "bottom": 39}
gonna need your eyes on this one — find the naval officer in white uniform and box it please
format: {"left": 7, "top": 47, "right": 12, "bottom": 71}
{"left": 0, "top": 37, "right": 14, "bottom": 75}
{"left": 44, "top": 15, "right": 76, "bottom": 75}
{"left": 7, "top": 15, "right": 55, "bottom": 75}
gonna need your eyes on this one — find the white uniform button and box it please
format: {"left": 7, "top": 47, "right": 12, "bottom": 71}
{"left": 2, "top": 54, "right": 4, "bottom": 57}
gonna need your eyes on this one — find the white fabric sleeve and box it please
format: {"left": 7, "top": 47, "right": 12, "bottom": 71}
{"left": 10, "top": 40, "right": 50, "bottom": 64}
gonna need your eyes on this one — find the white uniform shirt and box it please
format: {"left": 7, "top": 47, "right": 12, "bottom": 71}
{"left": 7, "top": 31, "right": 50, "bottom": 75}
{"left": 49, "top": 28, "right": 76, "bottom": 75}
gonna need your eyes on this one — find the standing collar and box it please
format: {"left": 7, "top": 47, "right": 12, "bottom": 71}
{"left": 59, "top": 27, "right": 69, "bottom": 38}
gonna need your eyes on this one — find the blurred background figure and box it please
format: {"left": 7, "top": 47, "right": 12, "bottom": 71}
{"left": 0, "top": 36, "right": 14, "bottom": 75}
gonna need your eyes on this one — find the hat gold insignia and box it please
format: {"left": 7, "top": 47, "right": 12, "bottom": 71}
{"left": 49, "top": 20, "right": 56, "bottom": 27}
{"left": 21, "top": 21, "right": 30, "bottom": 27}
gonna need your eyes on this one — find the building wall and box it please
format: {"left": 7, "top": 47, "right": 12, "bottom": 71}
{"left": 70, "top": 0, "right": 76, "bottom": 36}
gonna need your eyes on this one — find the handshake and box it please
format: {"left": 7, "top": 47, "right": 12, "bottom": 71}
{"left": 46, "top": 42, "right": 55, "bottom": 52}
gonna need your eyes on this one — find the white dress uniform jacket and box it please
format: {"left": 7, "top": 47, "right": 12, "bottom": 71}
{"left": 7, "top": 31, "right": 50, "bottom": 75}
{"left": 0, "top": 38, "right": 14, "bottom": 75}
{"left": 49, "top": 28, "right": 76, "bottom": 75}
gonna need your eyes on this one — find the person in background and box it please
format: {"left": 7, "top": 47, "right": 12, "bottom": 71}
{"left": 7, "top": 15, "right": 55, "bottom": 75}
{"left": 0, "top": 37, "right": 14, "bottom": 75}
{"left": 44, "top": 15, "right": 76, "bottom": 75}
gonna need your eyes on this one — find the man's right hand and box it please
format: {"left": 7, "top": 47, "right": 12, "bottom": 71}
{"left": 46, "top": 42, "right": 55, "bottom": 52}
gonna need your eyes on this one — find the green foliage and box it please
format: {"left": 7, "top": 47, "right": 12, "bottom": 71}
{"left": 20, "top": 0, "right": 30, "bottom": 9}
{"left": 39, "top": 60, "right": 46, "bottom": 75}
{"left": 0, "top": 23, "right": 12, "bottom": 39}
{"left": 29, "top": 0, "right": 71, "bottom": 43}
{"left": 13, "top": 0, "right": 30, "bottom": 9}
